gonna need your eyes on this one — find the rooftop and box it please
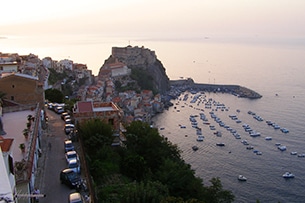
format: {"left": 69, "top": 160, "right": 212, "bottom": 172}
{"left": 74, "top": 101, "right": 119, "bottom": 113}
{"left": 1, "top": 110, "right": 35, "bottom": 162}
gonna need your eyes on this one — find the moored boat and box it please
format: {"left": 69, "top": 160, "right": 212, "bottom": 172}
{"left": 192, "top": 146, "right": 199, "bottom": 151}
{"left": 238, "top": 175, "right": 247, "bottom": 181}
{"left": 282, "top": 172, "right": 294, "bottom": 178}
{"left": 278, "top": 145, "right": 287, "bottom": 151}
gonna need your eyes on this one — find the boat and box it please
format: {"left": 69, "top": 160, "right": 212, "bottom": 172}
{"left": 246, "top": 146, "right": 254, "bottom": 150}
{"left": 250, "top": 131, "right": 261, "bottom": 137}
{"left": 282, "top": 172, "right": 295, "bottom": 178}
{"left": 214, "top": 131, "right": 222, "bottom": 137}
{"left": 290, "top": 152, "right": 298, "bottom": 155}
{"left": 196, "top": 135, "right": 204, "bottom": 142}
{"left": 278, "top": 145, "right": 287, "bottom": 151}
{"left": 265, "top": 137, "right": 272, "bottom": 140}
{"left": 241, "top": 140, "right": 249, "bottom": 145}
{"left": 281, "top": 128, "right": 289, "bottom": 133}
{"left": 238, "top": 175, "right": 247, "bottom": 181}
{"left": 216, "top": 143, "right": 225, "bottom": 146}
{"left": 192, "top": 146, "right": 199, "bottom": 151}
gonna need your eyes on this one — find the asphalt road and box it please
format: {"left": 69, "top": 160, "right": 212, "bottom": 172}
{"left": 36, "top": 109, "right": 77, "bottom": 202}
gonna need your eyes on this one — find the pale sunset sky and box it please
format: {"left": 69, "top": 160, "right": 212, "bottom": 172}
{"left": 1, "top": 0, "right": 305, "bottom": 76}
{"left": 1, "top": 0, "right": 305, "bottom": 39}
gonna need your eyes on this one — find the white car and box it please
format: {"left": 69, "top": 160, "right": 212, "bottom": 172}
{"left": 68, "top": 159, "right": 81, "bottom": 174}
{"left": 65, "top": 150, "right": 79, "bottom": 164}
{"left": 69, "top": 192, "right": 84, "bottom": 203}
{"left": 65, "top": 124, "right": 75, "bottom": 135}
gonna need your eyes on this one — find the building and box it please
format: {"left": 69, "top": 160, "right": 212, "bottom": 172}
{"left": 73, "top": 101, "right": 126, "bottom": 145}
{"left": 0, "top": 106, "right": 44, "bottom": 203}
{"left": 0, "top": 73, "right": 44, "bottom": 109}
{"left": 0, "top": 62, "right": 19, "bottom": 74}
{"left": 0, "top": 143, "right": 15, "bottom": 203}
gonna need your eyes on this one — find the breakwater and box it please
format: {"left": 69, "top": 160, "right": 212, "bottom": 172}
{"left": 169, "top": 78, "right": 262, "bottom": 99}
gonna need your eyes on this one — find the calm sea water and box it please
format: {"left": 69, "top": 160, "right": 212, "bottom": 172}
{"left": 150, "top": 39, "right": 305, "bottom": 202}
{"left": 2, "top": 35, "right": 305, "bottom": 202}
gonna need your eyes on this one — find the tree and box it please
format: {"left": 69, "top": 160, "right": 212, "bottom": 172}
{"left": 45, "top": 89, "right": 64, "bottom": 103}
{"left": 78, "top": 119, "right": 114, "bottom": 159}
{"left": 155, "top": 158, "right": 205, "bottom": 200}
{"left": 202, "top": 177, "right": 235, "bottom": 203}
{"left": 121, "top": 152, "right": 147, "bottom": 181}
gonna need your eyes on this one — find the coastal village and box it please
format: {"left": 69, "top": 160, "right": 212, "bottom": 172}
{"left": 0, "top": 46, "right": 262, "bottom": 125}
{"left": 0, "top": 46, "right": 261, "bottom": 202}
{"left": 0, "top": 46, "right": 169, "bottom": 125}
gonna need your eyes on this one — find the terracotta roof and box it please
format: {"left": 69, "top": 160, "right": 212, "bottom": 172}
{"left": 0, "top": 138, "right": 14, "bottom": 152}
{"left": 77, "top": 101, "right": 93, "bottom": 112}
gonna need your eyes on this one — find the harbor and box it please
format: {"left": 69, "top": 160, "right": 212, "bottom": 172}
{"left": 169, "top": 78, "right": 262, "bottom": 99}
{"left": 153, "top": 89, "right": 305, "bottom": 203}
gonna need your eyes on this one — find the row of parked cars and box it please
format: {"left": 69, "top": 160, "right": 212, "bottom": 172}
{"left": 58, "top": 111, "right": 87, "bottom": 203}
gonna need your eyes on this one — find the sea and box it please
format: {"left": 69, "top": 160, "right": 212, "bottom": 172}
{"left": 2, "top": 34, "right": 305, "bottom": 202}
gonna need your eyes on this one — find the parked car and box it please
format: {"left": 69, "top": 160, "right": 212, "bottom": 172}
{"left": 65, "top": 118, "right": 73, "bottom": 124}
{"left": 64, "top": 140, "right": 75, "bottom": 153}
{"left": 69, "top": 192, "right": 85, "bottom": 203}
{"left": 60, "top": 168, "right": 81, "bottom": 189}
{"left": 61, "top": 112, "right": 69, "bottom": 120}
{"left": 65, "top": 150, "right": 79, "bottom": 164}
{"left": 55, "top": 106, "right": 65, "bottom": 114}
{"left": 68, "top": 159, "right": 81, "bottom": 174}
{"left": 65, "top": 124, "right": 75, "bottom": 135}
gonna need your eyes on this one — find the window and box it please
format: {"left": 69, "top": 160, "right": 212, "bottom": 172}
{"left": 11, "top": 96, "right": 14, "bottom": 101}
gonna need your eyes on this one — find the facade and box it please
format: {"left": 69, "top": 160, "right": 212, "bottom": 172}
{"left": 0, "top": 62, "right": 19, "bottom": 74}
{"left": 0, "top": 73, "right": 44, "bottom": 109}
{"left": 73, "top": 101, "right": 123, "bottom": 130}
{"left": 0, "top": 106, "right": 44, "bottom": 203}
{"left": 0, "top": 144, "right": 15, "bottom": 202}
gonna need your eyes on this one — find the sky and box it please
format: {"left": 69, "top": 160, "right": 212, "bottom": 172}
{"left": 1, "top": 0, "right": 305, "bottom": 39}
{"left": 1, "top": 0, "right": 305, "bottom": 76}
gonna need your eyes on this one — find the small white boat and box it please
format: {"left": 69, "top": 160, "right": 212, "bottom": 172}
{"left": 196, "top": 135, "right": 204, "bottom": 142}
{"left": 250, "top": 131, "right": 261, "bottom": 137}
{"left": 246, "top": 146, "right": 254, "bottom": 150}
{"left": 278, "top": 145, "right": 287, "bottom": 151}
{"left": 282, "top": 172, "right": 295, "bottom": 178}
{"left": 265, "top": 137, "right": 272, "bottom": 140}
{"left": 290, "top": 152, "right": 298, "bottom": 155}
{"left": 297, "top": 154, "right": 305, "bottom": 157}
{"left": 238, "top": 175, "right": 247, "bottom": 181}
{"left": 281, "top": 128, "right": 289, "bottom": 133}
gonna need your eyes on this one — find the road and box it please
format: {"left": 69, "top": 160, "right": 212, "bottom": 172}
{"left": 36, "top": 109, "right": 78, "bottom": 202}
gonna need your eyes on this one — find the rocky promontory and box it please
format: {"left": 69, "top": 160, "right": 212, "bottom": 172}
{"left": 102, "top": 45, "right": 170, "bottom": 93}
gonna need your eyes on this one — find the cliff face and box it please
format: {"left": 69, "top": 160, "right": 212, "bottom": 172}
{"left": 108, "top": 46, "right": 170, "bottom": 93}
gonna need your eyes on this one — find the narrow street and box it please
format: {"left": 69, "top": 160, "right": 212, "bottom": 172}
{"left": 35, "top": 109, "right": 77, "bottom": 202}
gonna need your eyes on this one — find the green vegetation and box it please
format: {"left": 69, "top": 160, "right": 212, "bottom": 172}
{"left": 48, "top": 68, "right": 67, "bottom": 85}
{"left": 130, "top": 68, "right": 157, "bottom": 94}
{"left": 78, "top": 120, "right": 235, "bottom": 203}
{"left": 45, "top": 89, "right": 64, "bottom": 103}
